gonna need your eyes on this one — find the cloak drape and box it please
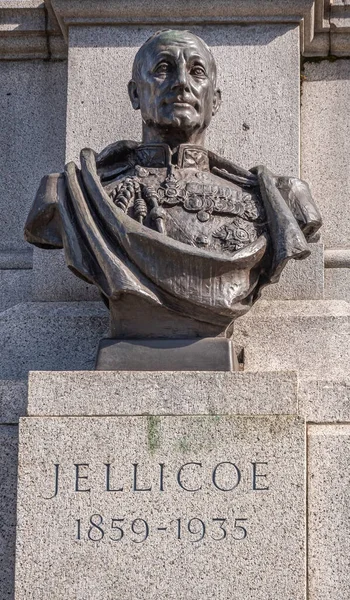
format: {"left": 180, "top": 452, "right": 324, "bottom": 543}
{"left": 24, "top": 142, "right": 322, "bottom": 325}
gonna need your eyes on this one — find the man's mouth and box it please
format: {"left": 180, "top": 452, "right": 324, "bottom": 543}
{"left": 167, "top": 97, "right": 196, "bottom": 108}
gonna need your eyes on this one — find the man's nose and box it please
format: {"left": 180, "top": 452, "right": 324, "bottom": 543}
{"left": 171, "top": 65, "right": 190, "bottom": 91}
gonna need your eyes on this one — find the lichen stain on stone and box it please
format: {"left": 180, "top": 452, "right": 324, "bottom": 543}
{"left": 208, "top": 406, "right": 220, "bottom": 419}
{"left": 176, "top": 417, "right": 223, "bottom": 454}
{"left": 147, "top": 416, "right": 161, "bottom": 454}
{"left": 178, "top": 438, "right": 191, "bottom": 453}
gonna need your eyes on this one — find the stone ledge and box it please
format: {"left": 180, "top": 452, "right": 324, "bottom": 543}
{"left": 0, "top": 0, "right": 349, "bottom": 59}
{"left": 324, "top": 248, "right": 350, "bottom": 268}
{"left": 235, "top": 300, "right": 350, "bottom": 378}
{"left": 48, "top": 0, "right": 315, "bottom": 54}
{"left": 0, "top": 1, "right": 67, "bottom": 59}
{"left": 305, "top": 0, "right": 350, "bottom": 55}
{"left": 27, "top": 370, "right": 298, "bottom": 417}
{"left": 0, "top": 249, "right": 33, "bottom": 270}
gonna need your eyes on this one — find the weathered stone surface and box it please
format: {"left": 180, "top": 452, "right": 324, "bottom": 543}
{"left": 235, "top": 300, "right": 350, "bottom": 377}
{"left": 32, "top": 249, "right": 100, "bottom": 302}
{"left": 0, "top": 380, "right": 27, "bottom": 424}
{"left": 0, "top": 60, "right": 67, "bottom": 253}
{"left": 67, "top": 25, "right": 300, "bottom": 175}
{"left": 324, "top": 268, "right": 350, "bottom": 302}
{"left": 299, "top": 377, "right": 350, "bottom": 422}
{"left": 0, "top": 302, "right": 108, "bottom": 379}
{"left": 0, "top": 269, "right": 33, "bottom": 312}
{"left": 301, "top": 60, "right": 350, "bottom": 247}
{"left": 0, "top": 425, "right": 18, "bottom": 600}
{"left": 262, "top": 243, "right": 324, "bottom": 300}
{"left": 15, "top": 414, "right": 305, "bottom": 600}
{"left": 27, "top": 370, "right": 297, "bottom": 417}
{"left": 308, "top": 424, "right": 350, "bottom": 600}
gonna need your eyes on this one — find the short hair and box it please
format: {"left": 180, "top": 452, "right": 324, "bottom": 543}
{"left": 131, "top": 29, "right": 217, "bottom": 86}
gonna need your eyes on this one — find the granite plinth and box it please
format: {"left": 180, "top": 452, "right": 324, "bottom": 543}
{"left": 0, "top": 426, "right": 18, "bottom": 599}
{"left": 308, "top": 424, "right": 350, "bottom": 600}
{"left": 299, "top": 377, "right": 350, "bottom": 422}
{"left": 26, "top": 370, "right": 298, "bottom": 417}
{"left": 95, "top": 338, "right": 239, "bottom": 372}
{"left": 15, "top": 412, "right": 305, "bottom": 600}
{"left": 235, "top": 299, "right": 350, "bottom": 378}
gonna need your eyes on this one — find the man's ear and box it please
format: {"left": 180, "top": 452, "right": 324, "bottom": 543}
{"left": 128, "top": 80, "right": 140, "bottom": 110}
{"left": 212, "top": 88, "right": 222, "bottom": 116}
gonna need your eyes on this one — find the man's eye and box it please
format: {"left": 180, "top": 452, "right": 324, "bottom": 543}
{"left": 191, "top": 65, "right": 206, "bottom": 77}
{"left": 155, "top": 62, "right": 171, "bottom": 75}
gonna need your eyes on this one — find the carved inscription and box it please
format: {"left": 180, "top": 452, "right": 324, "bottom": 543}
{"left": 43, "top": 460, "right": 269, "bottom": 499}
{"left": 75, "top": 515, "right": 248, "bottom": 543}
{"left": 41, "top": 459, "right": 269, "bottom": 544}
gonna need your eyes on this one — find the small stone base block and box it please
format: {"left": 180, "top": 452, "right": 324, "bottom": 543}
{"left": 95, "top": 337, "right": 238, "bottom": 371}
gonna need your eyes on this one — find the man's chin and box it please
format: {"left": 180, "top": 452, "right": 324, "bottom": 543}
{"left": 160, "top": 112, "right": 200, "bottom": 130}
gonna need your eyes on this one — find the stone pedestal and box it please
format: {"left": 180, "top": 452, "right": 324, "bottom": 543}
{"left": 95, "top": 338, "right": 239, "bottom": 372}
{"left": 15, "top": 371, "right": 305, "bottom": 600}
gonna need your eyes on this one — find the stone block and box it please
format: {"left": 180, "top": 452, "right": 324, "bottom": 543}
{"left": 0, "top": 269, "right": 33, "bottom": 312}
{"left": 298, "top": 376, "right": 350, "bottom": 422}
{"left": 32, "top": 249, "right": 100, "bottom": 302}
{"left": 67, "top": 24, "right": 300, "bottom": 175}
{"left": 0, "top": 302, "right": 108, "bottom": 379}
{"left": 324, "top": 267, "right": 350, "bottom": 302}
{"left": 0, "top": 249, "right": 33, "bottom": 270}
{"left": 0, "top": 380, "right": 28, "bottom": 424}
{"left": 95, "top": 338, "right": 239, "bottom": 372}
{"left": 308, "top": 424, "right": 350, "bottom": 600}
{"left": 15, "top": 414, "right": 305, "bottom": 599}
{"left": 26, "top": 370, "right": 298, "bottom": 417}
{"left": 301, "top": 60, "right": 350, "bottom": 247}
{"left": 262, "top": 243, "right": 324, "bottom": 301}
{"left": 234, "top": 299, "right": 350, "bottom": 378}
{"left": 0, "top": 60, "right": 67, "bottom": 253}
{"left": 0, "top": 425, "right": 18, "bottom": 600}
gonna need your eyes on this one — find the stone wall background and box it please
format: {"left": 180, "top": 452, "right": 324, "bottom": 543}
{"left": 0, "top": 1, "right": 350, "bottom": 598}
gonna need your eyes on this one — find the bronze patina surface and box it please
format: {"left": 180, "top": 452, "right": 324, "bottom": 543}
{"left": 24, "top": 29, "right": 322, "bottom": 341}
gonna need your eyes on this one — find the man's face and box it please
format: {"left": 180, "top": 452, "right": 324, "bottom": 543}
{"left": 129, "top": 32, "right": 221, "bottom": 136}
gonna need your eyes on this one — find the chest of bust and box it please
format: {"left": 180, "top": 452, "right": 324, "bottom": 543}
{"left": 109, "top": 165, "right": 266, "bottom": 254}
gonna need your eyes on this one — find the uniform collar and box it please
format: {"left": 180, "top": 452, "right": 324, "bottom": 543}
{"left": 134, "top": 143, "right": 210, "bottom": 171}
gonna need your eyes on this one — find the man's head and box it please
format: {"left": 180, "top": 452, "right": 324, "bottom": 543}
{"left": 128, "top": 30, "right": 221, "bottom": 145}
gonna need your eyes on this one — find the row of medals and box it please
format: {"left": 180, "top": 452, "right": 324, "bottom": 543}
{"left": 112, "top": 165, "right": 261, "bottom": 222}
{"left": 110, "top": 165, "right": 265, "bottom": 250}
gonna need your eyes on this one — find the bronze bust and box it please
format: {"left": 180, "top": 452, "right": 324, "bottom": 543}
{"left": 24, "top": 29, "right": 321, "bottom": 345}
